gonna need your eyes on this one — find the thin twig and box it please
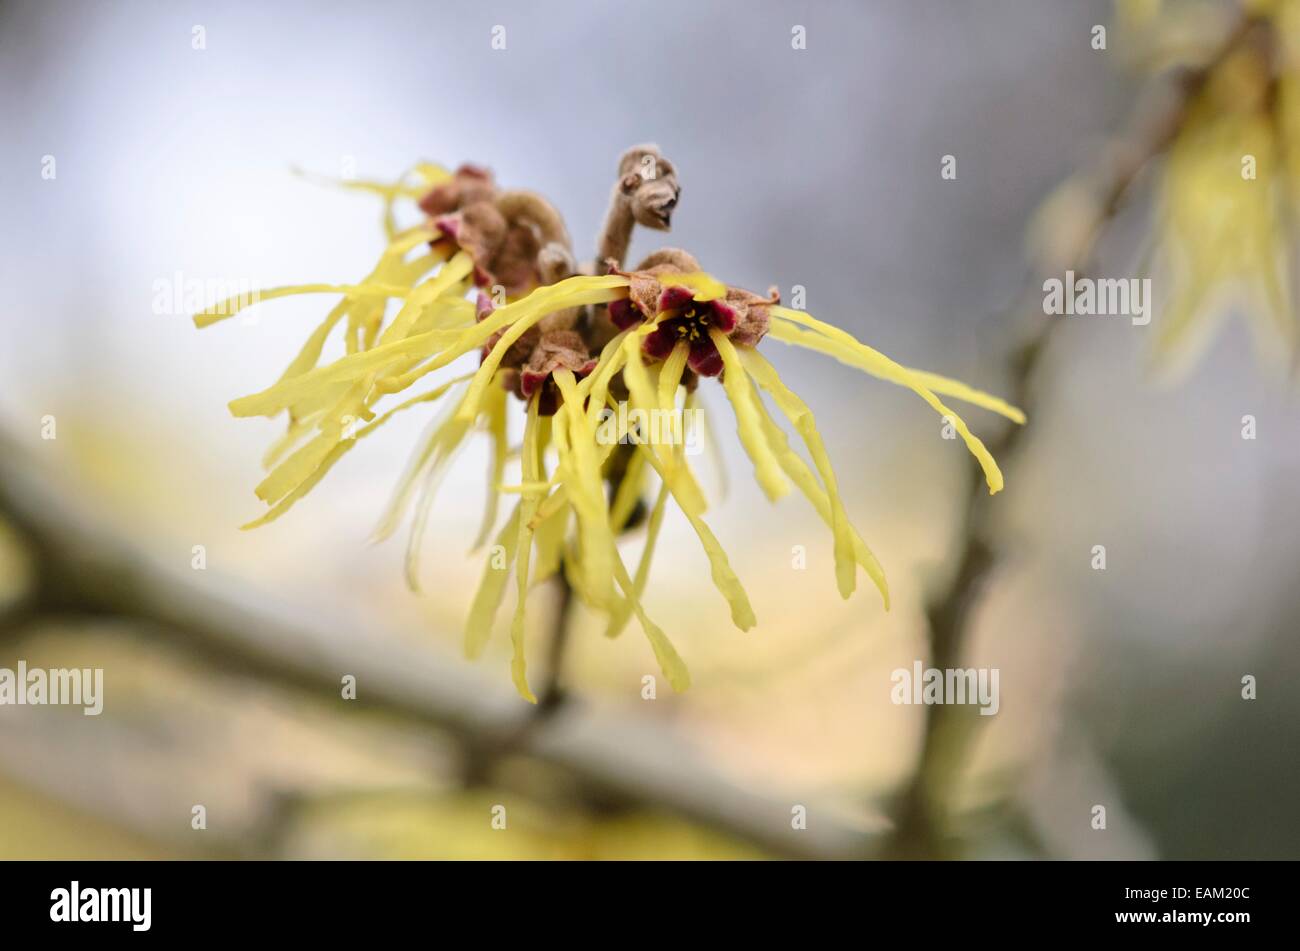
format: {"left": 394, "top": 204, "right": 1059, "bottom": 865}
{"left": 458, "top": 569, "right": 574, "bottom": 783}
{"left": 881, "top": 12, "right": 1259, "bottom": 859}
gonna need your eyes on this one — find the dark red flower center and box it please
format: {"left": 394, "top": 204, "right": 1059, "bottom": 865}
{"left": 666, "top": 303, "right": 715, "bottom": 344}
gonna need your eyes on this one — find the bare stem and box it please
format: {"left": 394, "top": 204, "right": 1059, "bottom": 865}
{"left": 593, "top": 144, "right": 679, "bottom": 272}
{"left": 537, "top": 570, "right": 575, "bottom": 711}
{"left": 459, "top": 440, "right": 643, "bottom": 782}
{"left": 597, "top": 186, "right": 637, "bottom": 270}
{"left": 459, "top": 568, "right": 575, "bottom": 783}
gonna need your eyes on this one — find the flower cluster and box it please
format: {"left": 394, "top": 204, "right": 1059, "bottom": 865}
{"left": 196, "top": 146, "right": 1023, "bottom": 701}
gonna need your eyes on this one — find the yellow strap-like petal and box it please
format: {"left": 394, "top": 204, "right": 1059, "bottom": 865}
{"left": 254, "top": 381, "right": 367, "bottom": 504}
{"left": 608, "top": 446, "right": 648, "bottom": 533}
{"left": 292, "top": 164, "right": 449, "bottom": 239}
{"left": 553, "top": 371, "right": 617, "bottom": 610}
{"left": 711, "top": 330, "right": 790, "bottom": 501}
{"left": 607, "top": 479, "right": 671, "bottom": 639}
{"left": 240, "top": 374, "right": 469, "bottom": 529}
{"left": 465, "top": 504, "right": 521, "bottom": 659}
{"left": 657, "top": 343, "right": 689, "bottom": 412}
{"left": 228, "top": 327, "right": 469, "bottom": 418}
{"left": 456, "top": 276, "right": 630, "bottom": 422}
{"left": 740, "top": 347, "right": 857, "bottom": 600}
{"left": 472, "top": 385, "right": 509, "bottom": 551}
{"left": 262, "top": 410, "right": 321, "bottom": 470}
{"left": 768, "top": 309, "right": 1006, "bottom": 494}
{"left": 378, "top": 252, "right": 473, "bottom": 345}
{"left": 403, "top": 410, "right": 474, "bottom": 591}
{"left": 611, "top": 546, "right": 691, "bottom": 692}
{"left": 742, "top": 381, "right": 889, "bottom": 608}
{"left": 193, "top": 282, "right": 412, "bottom": 328}
{"left": 623, "top": 415, "right": 756, "bottom": 631}
{"left": 507, "top": 396, "right": 545, "bottom": 703}
{"left": 579, "top": 331, "right": 631, "bottom": 429}
{"left": 687, "top": 389, "right": 728, "bottom": 501}
{"left": 371, "top": 384, "right": 471, "bottom": 543}
{"left": 619, "top": 336, "right": 708, "bottom": 513}
{"left": 766, "top": 318, "right": 1025, "bottom": 424}
{"left": 655, "top": 343, "right": 690, "bottom": 472}
{"left": 529, "top": 502, "right": 570, "bottom": 588}
{"left": 659, "top": 271, "right": 727, "bottom": 302}
{"left": 276, "top": 299, "right": 351, "bottom": 383}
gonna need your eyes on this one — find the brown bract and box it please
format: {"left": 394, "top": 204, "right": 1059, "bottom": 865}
{"left": 617, "top": 146, "right": 681, "bottom": 232}
{"left": 420, "top": 168, "right": 576, "bottom": 298}
{"left": 477, "top": 294, "right": 596, "bottom": 416}
{"left": 417, "top": 163, "right": 496, "bottom": 216}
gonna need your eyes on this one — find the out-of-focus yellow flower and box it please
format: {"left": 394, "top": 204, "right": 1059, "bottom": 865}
{"left": 1113, "top": 0, "right": 1300, "bottom": 377}
{"left": 195, "top": 158, "right": 1022, "bottom": 701}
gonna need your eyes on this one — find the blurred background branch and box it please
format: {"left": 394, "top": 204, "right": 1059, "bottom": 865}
{"left": 0, "top": 429, "right": 877, "bottom": 858}
{"left": 883, "top": 10, "right": 1261, "bottom": 859}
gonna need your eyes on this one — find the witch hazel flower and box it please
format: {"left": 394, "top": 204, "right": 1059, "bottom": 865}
{"left": 608, "top": 251, "right": 777, "bottom": 377}
{"left": 478, "top": 292, "right": 597, "bottom": 416}
{"left": 423, "top": 169, "right": 577, "bottom": 298}
{"left": 193, "top": 146, "right": 1025, "bottom": 702}
{"left": 417, "top": 162, "right": 496, "bottom": 217}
